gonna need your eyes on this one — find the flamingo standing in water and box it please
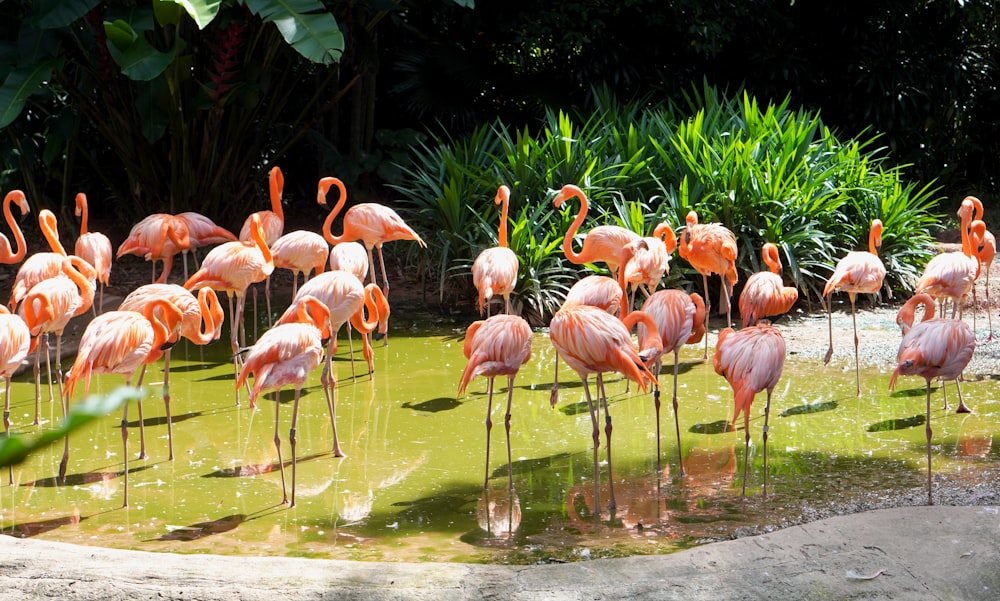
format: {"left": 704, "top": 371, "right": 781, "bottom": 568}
{"left": 915, "top": 200, "right": 978, "bottom": 320}
{"left": 713, "top": 322, "right": 786, "bottom": 498}
{"left": 61, "top": 298, "right": 184, "bottom": 505}
{"left": 823, "top": 219, "right": 886, "bottom": 396}
{"left": 472, "top": 185, "right": 519, "bottom": 316}
{"left": 73, "top": 193, "right": 113, "bottom": 314}
{"left": 271, "top": 230, "right": 329, "bottom": 297}
{"left": 638, "top": 288, "right": 707, "bottom": 473}
{"left": 116, "top": 213, "right": 192, "bottom": 284}
{"left": 458, "top": 313, "right": 533, "bottom": 489}
{"left": 240, "top": 166, "right": 286, "bottom": 324}
{"left": 0, "top": 189, "right": 30, "bottom": 265}
{"left": 329, "top": 240, "right": 373, "bottom": 352}
{"left": 739, "top": 242, "right": 798, "bottom": 327}
{"left": 677, "top": 210, "right": 738, "bottom": 357}
{"left": 0, "top": 305, "right": 30, "bottom": 484}
{"left": 237, "top": 295, "right": 329, "bottom": 507}
{"left": 552, "top": 184, "right": 640, "bottom": 280}
{"left": 622, "top": 222, "right": 676, "bottom": 310}
{"left": 549, "top": 303, "right": 657, "bottom": 513}
{"left": 318, "top": 176, "right": 426, "bottom": 296}
{"left": 890, "top": 292, "right": 976, "bottom": 504}
{"left": 8, "top": 209, "right": 70, "bottom": 311}
{"left": 118, "top": 284, "right": 224, "bottom": 460}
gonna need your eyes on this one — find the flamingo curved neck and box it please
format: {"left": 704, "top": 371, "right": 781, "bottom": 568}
{"left": 319, "top": 178, "right": 349, "bottom": 245}
{"left": 351, "top": 285, "right": 381, "bottom": 333}
{"left": 40, "top": 211, "right": 67, "bottom": 256}
{"left": 497, "top": 187, "right": 510, "bottom": 248}
{"left": 191, "top": 289, "right": 219, "bottom": 344}
{"left": 269, "top": 167, "right": 284, "bottom": 221}
{"left": 763, "top": 244, "right": 782, "bottom": 274}
{"left": 1, "top": 192, "right": 27, "bottom": 263}
{"left": 251, "top": 218, "right": 273, "bottom": 265}
{"left": 867, "top": 221, "right": 883, "bottom": 256}
{"left": 557, "top": 186, "right": 588, "bottom": 263}
{"left": 76, "top": 193, "right": 90, "bottom": 235}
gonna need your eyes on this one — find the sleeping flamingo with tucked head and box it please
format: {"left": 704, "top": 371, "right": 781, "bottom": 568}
{"left": 739, "top": 242, "right": 798, "bottom": 327}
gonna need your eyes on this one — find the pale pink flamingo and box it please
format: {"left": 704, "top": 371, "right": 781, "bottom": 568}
{"left": 328, "top": 240, "right": 369, "bottom": 280}
{"left": 116, "top": 213, "right": 192, "bottom": 284}
{"left": 548, "top": 303, "right": 657, "bottom": 512}
{"left": 552, "top": 184, "right": 640, "bottom": 280}
{"left": 458, "top": 313, "right": 533, "bottom": 489}
{"left": 62, "top": 298, "right": 184, "bottom": 505}
{"left": 890, "top": 292, "right": 976, "bottom": 504}
{"left": 0, "top": 189, "right": 30, "bottom": 265}
{"left": 622, "top": 222, "right": 676, "bottom": 307}
{"left": 823, "top": 218, "right": 887, "bottom": 396}
{"left": 0, "top": 305, "right": 31, "bottom": 484}
{"left": 677, "top": 210, "right": 738, "bottom": 355}
{"left": 638, "top": 289, "right": 707, "bottom": 473}
{"left": 713, "top": 323, "right": 786, "bottom": 498}
{"left": 915, "top": 201, "right": 978, "bottom": 320}
{"left": 175, "top": 211, "right": 238, "bottom": 277}
{"left": 271, "top": 230, "right": 329, "bottom": 297}
{"left": 184, "top": 213, "right": 274, "bottom": 393}
{"left": 73, "top": 193, "right": 113, "bottom": 314}
{"left": 236, "top": 295, "right": 329, "bottom": 507}
{"left": 318, "top": 176, "right": 426, "bottom": 296}
{"left": 739, "top": 242, "right": 798, "bottom": 327}
{"left": 472, "top": 185, "right": 519, "bottom": 316}
{"left": 19, "top": 256, "right": 96, "bottom": 425}
{"left": 8, "top": 209, "right": 70, "bottom": 311}
{"left": 118, "top": 284, "right": 224, "bottom": 460}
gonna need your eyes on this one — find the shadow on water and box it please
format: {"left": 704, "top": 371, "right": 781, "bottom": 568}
{"left": 151, "top": 514, "right": 247, "bottom": 542}
{"left": 2, "top": 511, "right": 96, "bottom": 538}
{"left": 781, "top": 400, "right": 839, "bottom": 417}
{"left": 29, "top": 465, "right": 155, "bottom": 488}
{"left": 868, "top": 414, "right": 927, "bottom": 432}
{"left": 401, "top": 397, "right": 462, "bottom": 413}
{"left": 202, "top": 451, "right": 331, "bottom": 478}
{"left": 689, "top": 420, "right": 732, "bottom": 435}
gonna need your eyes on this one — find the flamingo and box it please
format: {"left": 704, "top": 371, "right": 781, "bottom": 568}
{"left": 329, "top": 240, "right": 374, "bottom": 355}
{"left": 0, "top": 305, "right": 30, "bottom": 484}
{"left": 118, "top": 284, "right": 224, "bottom": 460}
{"left": 548, "top": 303, "right": 657, "bottom": 513}
{"left": 552, "top": 184, "right": 640, "bottom": 279}
{"left": 61, "top": 298, "right": 184, "bottom": 505}
{"left": 472, "top": 185, "right": 519, "bottom": 316}
{"left": 915, "top": 200, "right": 978, "bottom": 320}
{"left": 622, "top": 222, "right": 676, "bottom": 308}
{"left": 889, "top": 292, "right": 976, "bottom": 504}
{"left": 0, "top": 189, "right": 30, "bottom": 265}
{"left": 8, "top": 209, "right": 70, "bottom": 311}
{"left": 73, "top": 193, "right": 113, "bottom": 314}
{"left": 19, "top": 256, "right": 96, "bottom": 425}
{"left": 271, "top": 230, "right": 329, "bottom": 297}
{"left": 116, "top": 213, "right": 192, "bottom": 284}
{"left": 970, "top": 219, "right": 996, "bottom": 340}
{"left": 823, "top": 218, "right": 886, "bottom": 396}
{"left": 236, "top": 295, "right": 329, "bottom": 507}
{"left": 175, "top": 211, "right": 238, "bottom": 277}
{"left": 184, "top": 213, "right": 274, "bottom": 392}
{"left": 240, "top": 166, "right": 286, "bottom": 324}
{"left": 458, "top": 313, "right": 533, "bottom": 489}
{"left": 712, "top": 323, "right": 786, "bottom": 498}
{"left": 739, "top": 242, "right": 798, "bottom": 327}
{"left": 637, "top": 289, "right": 707, "bottom": 473}
{"left": 318, "top": 176, "right": 427, "bottom": 296}
{"left": 677, "top": 210, "right": 738, "bottom": 356}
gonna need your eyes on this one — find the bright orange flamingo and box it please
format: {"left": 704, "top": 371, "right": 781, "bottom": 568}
{"left": 0, "top": 189, "right": 30, "bottom": 265}
{"left": 622, "top": 222, "right": 676, "bottom": 308}
{"left": 458, "top": 313, "right": 533, "bottom": 489}
{"left": 8, "top": 209, "right": 70, "bottom": 311}
{"left": 638, "top": 289, "right": 707, "bottom": 474}
{"left": 116, "top": 213, "right": 192, "bottom": 284}
{"left": 472, "top": 185, "right": 519, "bottom": 316}
{"left": 739, "top": 242, "right": 798, "bottom": 327}
{"left": 348, "top": 283, "right": 388, "bottom": 375}
{"left": 823, "top": 218, "right": 886, "bottom": 396}
{"left": 915, "top": 201, "right": 978, "bottom": 320}
{"left": 713, "top": 322, "right": 786, "bottom": 498}
{"left": 0, "top": 305, "right": 30, "bottom": 484}
{"left": 73, "top": 193, "right": 113, "bottom": 314}
{"left": 175, "top": 211, "right": 237, "bottom": 277}
{"left": 62, "top": 298, "right": 184, "bottom": 505}
{"left": 964, "top": 196, "right": 997, "bottom": 339}
{"left": 271, "top": 230, "right": 329, "bottom": 297}
{"left": 677, "top": 210, "right": 738, "bottom": 356}
{"left": 318, "top": 176, "right": 427, "bottom": 296}
{"left": 890, "top": 292, "right": 976, "bottom": 504}
{"left": 118, "top": 284, "right": 224, "bottom": 460}
{"left": 19, "top": 256, "right": 96, "bottom": 425}
{"left": 548, "top": 303, "right": 657, "bottom": 512}
{"left": 184, "top": 213, "right": 274, "bottom": 392}
{"left": 240, "top": 166, "right": 286, "bottom": 323}
{"left": 236, "top": 295, "right": 329, "bottom": 507}
{"left": 552, "top": 184, "right": 640, "bottom": 280}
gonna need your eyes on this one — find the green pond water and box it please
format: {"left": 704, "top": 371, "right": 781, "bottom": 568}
{"left": 2, "top": 309, "right": 999, "bottom": 564}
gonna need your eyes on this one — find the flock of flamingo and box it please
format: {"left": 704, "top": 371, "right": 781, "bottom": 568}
{"left": 0, "top": 173, "right": 993, "bottom": 516}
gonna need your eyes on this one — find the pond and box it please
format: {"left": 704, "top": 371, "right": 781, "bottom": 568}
{"left": 1, "top": 306, "right": 999, "bottom": 564}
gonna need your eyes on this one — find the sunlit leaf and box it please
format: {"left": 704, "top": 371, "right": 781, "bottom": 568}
{"left": 243, "top": 0, "right": 344, "bottom": 64}
{"left": 160, "top": 0, "right": 223, "bottom": 29}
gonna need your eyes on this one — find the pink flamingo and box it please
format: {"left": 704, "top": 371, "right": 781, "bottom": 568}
{"left": 329, "top": 240, "right": 373, "bottom": 352}
{"left": 890, "top": 292, "right": 976, "bottom": 504}
{"left": 0, "top": 189, "right": 30, "bottom": 265}
{"left": 271, "top": 230, "right": 329, "bottom": 297}
{"left": 915, "top": 201, "right": 978, "bottom": 319}
{"left": 964, "top": 196, "right": 996, "bottom": 339}
{"left": 552, "top": 184, "right": 640, "bottom": 280}
{"left": 739, "top": 242, "right": 798, "bottom": 327}
{"left": 0, "top": 305, "right": 30, "bottom": 483}
{"left": 73, "top": 193, "right": 113, "bottom": 313}
{"left": 116, "top": 213, "right": 192, "bottom": 284}
{"left": 175, "top": 211, "right": 238, "bottom": 277}
{"left": 458, "top": 313, "right": 533, "bottom": 489}
{"left": 318, "top": 176, "right": 426, "bottom": 296}
{"left": 713, "top": 323, "right": 786, "bottom": 498}
{"left": 236, "top": 295, "right": 330, "bottom": 507}
{"left": 549, "top": 303, "right": 657, "bottom": 512}
{"left": 677, "top": 210, "right": 738, "bottom": 355}
{"left": 823, "top": 219, "right": 887, "bottom": 396}
{"left": 240, "top": 167, "right": 286, "bottom": 323}
{"left": 622, "top": 222, "right": 676, "bottom": 307}
{"left": 472, "top": 185, "right": 519, "bottom": 316}
{"left": 62, "top": 298, "right": 184, "bottom": 505}
{"left": 8, "top": 209, "right": 70, "bottom": 311}
{"left": 638, "top": 288, "right": 707, "bottom": 473}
